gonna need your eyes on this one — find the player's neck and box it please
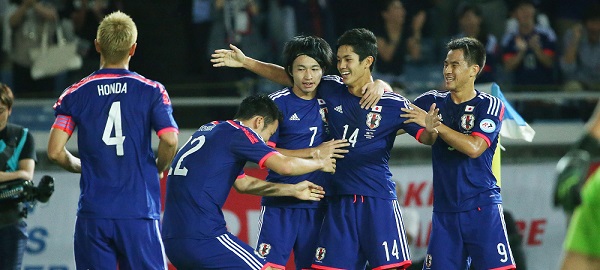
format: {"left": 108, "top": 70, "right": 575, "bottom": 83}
{"left": 99, "top": 57, "right": 130, "bottom": 70}
{"left": 347, "top": 75, "right": 372, "bottom": 97}
{"left": 450, "top": 86, "right": 476, "bottom": 104}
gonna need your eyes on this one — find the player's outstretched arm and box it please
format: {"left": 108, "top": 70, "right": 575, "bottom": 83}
{"left": 233, "top": 175, "right": 325, "bottom": 201}
{"left": 276, "top": 139, "right": 349, "bottom": 159}
{"left": 47, "top": 128, "right": 81, "bottom": 173}
{"left": 263, "top": 150, "right": 335, "bottom": 176}
{"left": 211, "top": 44, "right": 292, "bottom": 86}
{"left": 401, "top": 103, "right": 440, "bottom": 145}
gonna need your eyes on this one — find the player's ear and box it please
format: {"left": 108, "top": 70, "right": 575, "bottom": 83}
{"left": 251, "top": 115, "right": 264, "bottom": 131}
{"left": 129, "top": 43, "right": 137, "bottom": 57}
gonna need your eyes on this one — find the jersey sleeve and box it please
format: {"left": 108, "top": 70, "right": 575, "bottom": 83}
{"left": 150, "top": 83, "right": 179, "bottom": 135}
{"left": 471, "top": 97, "right": 505, "bottom": 147}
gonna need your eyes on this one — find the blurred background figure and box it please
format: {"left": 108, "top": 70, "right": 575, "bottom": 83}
{"left": 180, "top": 0, "right": 212, "bottom": 80}
{"left": 372, "top": 0, "right": 424, "bottom": 92}
{"left": 453, "top": 3, "right": 499, "bottom": 84}
{"left": 3, "top": 0, "right": 58, "bottom": 97}
{"left": 64, "top": 0, "right": 121, "bottom": 83}
{"left": 559, "top": 3, "right": 600, "bottom": 93}
{"left": 501, "top": 0, "right": 557, "bottom": 92}
{"left": 207, "top": 0, "right": 268, "bottom": 96}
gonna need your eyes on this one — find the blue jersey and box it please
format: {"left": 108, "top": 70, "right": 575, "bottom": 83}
{"left": 262, "top": 88, "right": 331, "bottom": 208}
{"left": 413, "top": 90, "right": 504, "bottom": 212}
{"left": 317, "top": 75, "right": 423, "bottom": 199}
{"left": 53, "top": 68, "right": 178, "bottom": 219}
{"left": 162, "top": 120, "right": 278, "bottom": 240}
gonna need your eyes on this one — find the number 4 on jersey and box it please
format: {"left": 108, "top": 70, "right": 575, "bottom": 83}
{"left": 103, "top": 101, "right": 126, "bottom": 156}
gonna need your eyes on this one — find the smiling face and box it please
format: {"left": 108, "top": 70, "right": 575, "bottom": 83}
{"left": 290, "top": 55, "right": 323, "bottom": 99}
{"left": 443, "top": 49, "right": 478, "bottom": 93}
{"left": 336, "top": 45, "right": 372, "bottom": 91}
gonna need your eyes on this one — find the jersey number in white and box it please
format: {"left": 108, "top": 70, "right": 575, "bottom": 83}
{"left": 309, "top": 126, "right": 318, "bottom": 147}
{"left": 382, "top": 240, "right": 400, "bottom": 261}
{"left": 497, "top": 243, "right": 509, "bottom": 263}
{"left": 169, "top": 136, "right": 206, "bottom": 176}
{"left": 342, "top": 125, "right": 359, "bottom": 147}
{"left": 103, "top": 102, "right": 126, "bottom": 156}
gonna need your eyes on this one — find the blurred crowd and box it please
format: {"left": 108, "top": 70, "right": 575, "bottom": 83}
{"left": 1, "top": 0, "right": 599, "bottom": 121}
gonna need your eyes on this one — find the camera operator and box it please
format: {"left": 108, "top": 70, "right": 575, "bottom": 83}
{"left": 0, "top": 83, "right": 36, "bottom": 269}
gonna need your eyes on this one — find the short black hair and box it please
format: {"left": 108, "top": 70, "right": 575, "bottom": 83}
{"left": 283, "top": 36, "right": 333, "bottom": 82}
{"left": 336, "top": 28, "right": 378, "bottom": 71}
{"left": 234, "top": 94, "right": 283, "bottom": 127}
{"left": 446, "top": 37, "right": 487, "bottom": 76}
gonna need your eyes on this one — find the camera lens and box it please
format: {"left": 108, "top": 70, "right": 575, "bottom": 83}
{"left": 36, "top": 175, "right": 54, "bottom": 203}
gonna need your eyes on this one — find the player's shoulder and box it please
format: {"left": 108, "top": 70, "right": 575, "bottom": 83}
{"left": 225, "top": 120, "right": 264, "bottom": 144}
{"left": 321, "top": 75, "right": 343, "bottom": 85}
{"left": 269, "top": 88, "right": 292, "bottom": 102}
{"left": 414, "top": 89, "right": 448, "bottom": 102}
{"left": 379, "top": 91, "right": 411, "bottom": 107}
{"left": 475, "top": 91, "right": 504, "bottom": 117}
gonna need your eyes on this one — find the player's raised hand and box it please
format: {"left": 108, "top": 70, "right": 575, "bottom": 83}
{"left": 360, "top": 80, "right": 388, "bottom": 109}
{"left": 401, "top": 103, "right": 427, "bottom": 127}
{"left": 292, "top": 180, "right": 325, "bottom": 201}
{"left": 315, "top": 139, "right": 349, "bottom": 159}
{"left": 311, "top": 149, "right": 336, "bottom": 173}
{"left": 211, "top": 44, "right": 246, "bottom": 68}
{"left": 425, "top": 103, "right": 441, "bottom": 134}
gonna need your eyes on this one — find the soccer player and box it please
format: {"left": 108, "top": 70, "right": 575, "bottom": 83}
{"left": 212, "top": 28, "right": 436, "bottom": 270}
{"left": 161, "top": 94, "right": 335, "bottom": 270}
{"left": 253, "top": 36, "right": 350, "bottom": 269}
{"left": 47, "top": 11, "right": 178, "bottom": 269}
{"left": 402, "top": 37, "right": 516, "bottom": 270}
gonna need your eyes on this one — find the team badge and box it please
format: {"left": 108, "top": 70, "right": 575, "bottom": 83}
{"left": 315, "top": 247, "right": 326, "bottom": 261}
{"left": 257, "top": 243, "right": 271, "bottom": 257}
{"left": 366, "top": 112, "right": 381, "bottom": 129}
{"left": 425, "top": 254, "right": 433, "bottom": 268}
{"left": 320, "top": 107, "right": 328, "bottom": 124}
{"left": 480, "top": 119, "right": 496, "bottom": 133}
{"left": 465, "top": 105, "right": 475, "bottom": 112}
{"left": 461, "top": 114, "right": 475, "bottom": 131}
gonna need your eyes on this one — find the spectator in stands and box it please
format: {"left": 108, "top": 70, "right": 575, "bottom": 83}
{"left": 453, "top": 3, "right": 499, "bottom": 84}
{"left": 64, "top": 0, "right": 121, "bottom": 82}
{"left": 560, "top": 3, "right": 600, "bottom": 92}
{"left": 0, "top": 0, "right": 11, "bottom": 86}
{"left": 179, "top": 0, "right": 212, "bottom": 79}
{"left": 3, "top": 0, "right": 58, "bottom": 97}
{"left": 501, "top": 0, "right": 558, "bottom": 92}
{"left": 372, "top": 0, "right": 424, "bottom": 91}
{"left": 206, "top": 0, "right": 267, "bottom": 96}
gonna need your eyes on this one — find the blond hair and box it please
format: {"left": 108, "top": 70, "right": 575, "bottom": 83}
{"left": 96, "top": 11, "right": 138, "bottom": 64}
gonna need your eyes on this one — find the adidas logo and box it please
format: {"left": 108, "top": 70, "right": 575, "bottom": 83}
{"left": 289, "top": 113, "right": 300, "bottom": 121}
{"left": 334, "top": 105, "right": 343, "bottom": 114}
